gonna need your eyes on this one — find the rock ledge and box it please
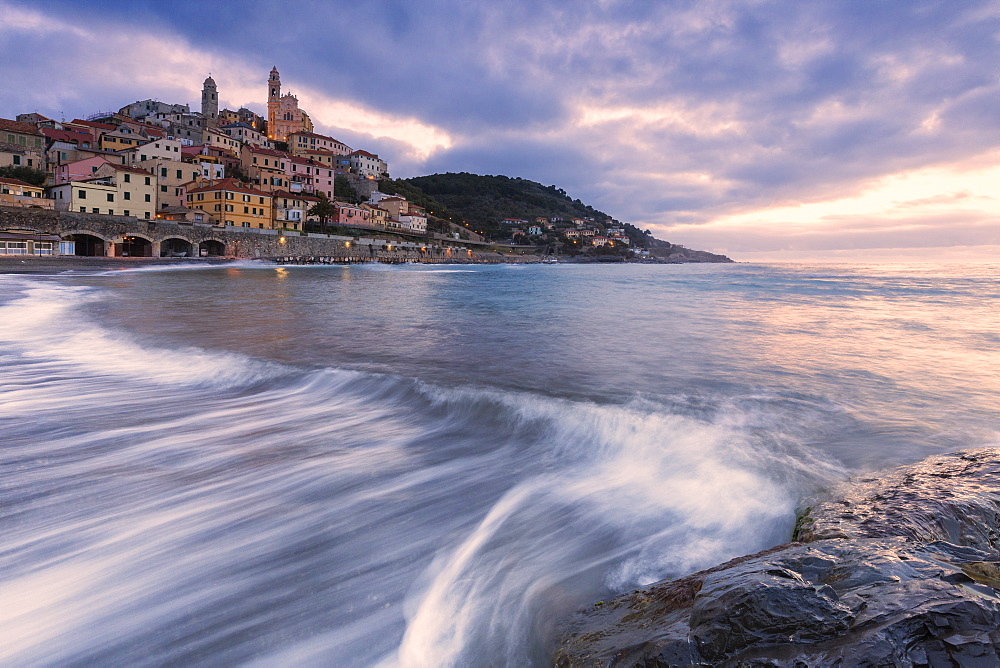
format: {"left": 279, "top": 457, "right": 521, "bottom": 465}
{"left": 553, "top": 448, "right": 1000, "bottom": 666}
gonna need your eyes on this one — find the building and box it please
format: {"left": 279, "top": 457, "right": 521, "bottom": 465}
{"left": 333, "top": 201, "right": 373, "bottom": 229}
{"left": 48, "top": 179, "right": 118, "bottom": 215}
{"left": 221, "top": 122, "right": 266, "bottom": 146}
{"left": 139, "top": 159, "right": 203, "bottom": 210}
{"left": 119, "top": 99, "right": 190, "bottom": 122}
{"left": 0, "top": 177, "right": 52, "bottom": 208}
{"left": 202, "top": 128, "right": 242, "bottom": 154}
{"left": 267, "top": 66, "right": 313, "bottom": 142}
{"left": 271, "top": 190, "right": 320, "bottom": 230}
{"left": 218, "top": 108, "right": 266, "bottom": 133}
{"left": 0, "top": 118, "right": 45, "bottom": 171}
{"left": 121, "top": 137, "right": 184, "bottom": 165}
{"left": 90, "top": 163, "right": 158, "bottom": 219}
{"left": 287, "top": 155, "right": 335, "bottom": 199}
{"left": 348, "top": 150, "right": 387, "bottom": 179}
{"left": 287, "top": 131, "right": 351, "bottom": 157}
{"left": 0, "top": 229, "right": 63, "bottom": 255}
{"left": 186, "top": 178, "right": 274, "bottom": 229}
{"left": 201, "top": 75, "right": 219, "bottom": 129}
{"left": 53, "top": 155, "right": 115, "bottom": 184}
{"left": 242, "top": 144, "right": 291, "bottom": 191}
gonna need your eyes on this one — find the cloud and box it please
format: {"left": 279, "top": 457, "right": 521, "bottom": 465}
{"left": 0, "top": 1, "right": 452, "bottom": 162}
{"left": 3, "top": 0, "right": 1000, "bottom": 257}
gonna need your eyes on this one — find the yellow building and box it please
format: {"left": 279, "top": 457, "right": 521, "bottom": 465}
{"left": 186, "top": 178, "right": 274, "bottom": 229}
{"left": 91, "top": 163, "right": 158, "bottom": 219}
{"left": 0, "top": 177, "right": 52, "bottom": 208}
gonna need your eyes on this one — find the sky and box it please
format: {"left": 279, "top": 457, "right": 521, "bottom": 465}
{"left": 2, "top": 0, "right": 999, "bottom": 260}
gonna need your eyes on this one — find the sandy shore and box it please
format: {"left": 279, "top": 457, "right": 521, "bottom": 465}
{"left": 0, "top": 255, "right": 240, "bottom": 275}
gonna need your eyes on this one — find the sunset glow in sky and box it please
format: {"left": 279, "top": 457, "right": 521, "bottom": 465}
{"left": 2, "top": 0, "right": 998, "bottom": 259}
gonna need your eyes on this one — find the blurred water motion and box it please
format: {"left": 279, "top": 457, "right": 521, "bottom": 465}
{"left": 1, "top": 262, "right": 997, "bottom": 666}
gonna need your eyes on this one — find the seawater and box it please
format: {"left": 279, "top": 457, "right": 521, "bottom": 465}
{"left": 1, "top": 262, "right": 998, "bottom": 666}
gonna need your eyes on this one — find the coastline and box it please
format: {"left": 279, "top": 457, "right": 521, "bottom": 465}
{"left": 0, "top": 255, "right": 238, "bottom": 274}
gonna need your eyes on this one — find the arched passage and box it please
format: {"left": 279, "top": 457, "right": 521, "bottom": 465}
{"left": 117, "top": 235, "right": 153, "bottom": 257}
{"left": 63, "top": 233, "right": 107, "bottom": 256}
{"left": 199, "top": 239, "right": 225, "bottom": 256}
{"left": 161, "top": 237, "right": 194, "bottom": 257}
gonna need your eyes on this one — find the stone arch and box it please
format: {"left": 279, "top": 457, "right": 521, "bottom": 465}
{"left": 114, "top": 233, "right": 154, "bottom": 258}
{"left": 198, "top": 239, "right": 226, "bottom": 256}
{"left": 61, "top": 230, "right": 109, "bottom": 256}
{"left": 160, "top": 237, "right": 195, "bottom": 257}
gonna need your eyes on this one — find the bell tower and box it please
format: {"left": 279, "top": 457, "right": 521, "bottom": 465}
{"left": 201, "top": 75, "right": 218, "bottom": 129}
{"left": 267, "top": 67, "right": 280, "bottom": 140}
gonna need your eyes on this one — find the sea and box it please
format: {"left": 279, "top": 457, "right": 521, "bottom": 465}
{"left": 1, "top": 261, "right": 998, "bottom": 666}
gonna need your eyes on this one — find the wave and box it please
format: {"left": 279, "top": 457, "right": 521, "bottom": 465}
{"left": 0, "top": 273, "right": 849, "bottom": 666}
{"left": 0, "top": 277, "right": 283, "bottom": 388}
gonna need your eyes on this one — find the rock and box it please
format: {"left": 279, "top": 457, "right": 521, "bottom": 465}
{"left": 553, "top": 448, "right": 1000, "bottom": 666}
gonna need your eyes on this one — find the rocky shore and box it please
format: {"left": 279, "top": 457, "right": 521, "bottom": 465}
{"left": 554, "top": 448, "right": 1000, "bottom": 666}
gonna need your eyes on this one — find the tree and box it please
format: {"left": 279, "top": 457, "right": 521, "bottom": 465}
{"left": 0, "top": 165, "right": 46, "bottom": 186}
{"left": 334, "top": 175, "right": 360, "bottom": 204}
{"left": 306, "top": 193, "right": 337, "bottom": 234}
{"left": 224, "top": 163, "right": 250, "bottom": 183}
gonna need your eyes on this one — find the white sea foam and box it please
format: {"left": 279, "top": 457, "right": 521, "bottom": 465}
{"left": 388, "top": 385, "right": 844, "bottom": 667}
{"left": 0, "top": 278, "right": 282, "bottom": 387}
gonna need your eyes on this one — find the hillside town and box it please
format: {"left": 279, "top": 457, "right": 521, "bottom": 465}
{"left": 0, "top": 68, "right": 732, "bottom": 263}
{"left": 0, "top": 69, "right": 426, "bottom": 250}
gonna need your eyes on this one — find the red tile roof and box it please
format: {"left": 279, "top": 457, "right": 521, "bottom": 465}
{"left": 350, "top": 149, "right": 379, "bottom": 158}
{"left": 41, "top": 128, "right": 93, "bottom": 143}
{"left": 71, "top": 119, "right": 117, "bottom": 131}
{"left": 0, "top": 177, "right": 41, "bottom": 187}
{"left": 0, "top": 118, "right": 43, "bottom": 136}
{"left": 186, "top": 178, "right": 271, "bottom": 197}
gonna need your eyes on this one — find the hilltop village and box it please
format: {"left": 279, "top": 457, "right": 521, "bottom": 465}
{"left": 0, "top": 68, "right": 731, "bottom": 263}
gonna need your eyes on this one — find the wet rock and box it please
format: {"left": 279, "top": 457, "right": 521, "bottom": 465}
{"left": 553, "top": 448, "right": 1000, "bottom": 666}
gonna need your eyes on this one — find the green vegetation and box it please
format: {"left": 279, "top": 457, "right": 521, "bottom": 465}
{"left": 306, "top": 192, "right": 337, "bottom": 234}
{"left": 0, "top": 165, "right": 47, "bottom": 186}
{"left": 380, "top": 172, "right": 661, "bottom": 254}
{"left": 334, "top": 175, "right": 362, "bottom": 204}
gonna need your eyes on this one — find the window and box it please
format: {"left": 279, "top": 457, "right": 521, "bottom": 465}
{"left": 124, "top": 192, "right": 131, "bottom": 200}
{"left": 160, "top": 167, "right": 167, "bottom": 177}
{"left": 244, "top": 206, "right": 249, "bottom": 214}
{"left": 176, "top": 169, "right": 182, "bottom": 179}
{"left": 197, "top": 193, "right": 204, "bottom": 201}
{"left": 108, "top": 209, "right": 114, "bottom": 215}
{"left": 34, "top": 242, "right": 53, "bottom": 256}
{"left": 78, "top": 189, "right": 87, "bottom": 199}
{"left": 12, "top": 155, "right": 20, "bottom": 165}
{"left": 124, "top": 174, "right": 131, "bottom": 183}
{"left": 144, "top": 177, "right": 151, "bottom": 186}
{"left": 124, "top": 210, "right": 130, "bottom": 216}
{"left": 0, "top": 241, "right": 28, "bottom": 255}
{"left": 144, "top": 194, "right": 150, "bottom": 202}
{"left": 92, "top": 207, "right": 99, "bottom": 213}
{"left": 161, "top": 186, "right": 167, "bottom": 192}
{"left": 107, "top": 193, "right": 114, "bottom": 202}
{"left": 242, "top": 222, "right": 250, "bottom": 227}
{"left": 144, "top": 212, "right": 150, "bottom": 219}
{"left": 259, "top": 197, "right": 264, "bottom": 204}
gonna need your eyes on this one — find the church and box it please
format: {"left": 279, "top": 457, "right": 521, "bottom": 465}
{"left": 267, "top": 67, "right": 313, "bottom": 143}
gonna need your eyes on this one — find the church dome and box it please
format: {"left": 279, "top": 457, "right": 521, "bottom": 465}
{"left": 204, "top": 75, "right": 216, "bottom": 86}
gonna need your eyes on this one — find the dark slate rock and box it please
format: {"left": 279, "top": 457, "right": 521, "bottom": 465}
{"left": 553, "top": 448, "right": 1000, "bottom": 666}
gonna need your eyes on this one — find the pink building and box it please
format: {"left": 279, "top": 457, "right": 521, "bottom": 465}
{"left": 53, "top": 156, "right": 114, "bottom": 184}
